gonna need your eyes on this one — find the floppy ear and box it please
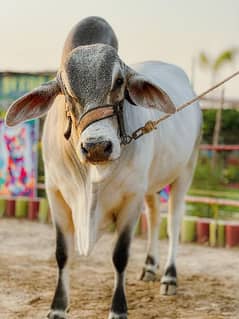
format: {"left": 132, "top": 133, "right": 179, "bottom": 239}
{"left": 126, "top": 71, "right": 176, "bottom": 114}
{"left": 5, "top": 79, "right": 61, "bottom": 127}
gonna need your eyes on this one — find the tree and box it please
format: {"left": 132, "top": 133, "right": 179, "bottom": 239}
{"left": 198, "top": 48, "right": 238, "bottom": 165}
{"left": 199, "top": 48, "right": 238, "bottom": 81}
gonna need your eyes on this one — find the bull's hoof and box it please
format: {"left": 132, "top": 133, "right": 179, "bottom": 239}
{"left": 160, "top": 264, "right": 177, "bottom": 295}
{"left": 140, "top": 255, "right": 159, "bottom": 282}
{"left": 160, "top": 282, "right": 177, "bottom": 295}
{"left": 140, "top": 268, "right": 157, "bottom": 282}
{"left": 47, "top": 310, "right": 68, "bottom": 319}
{"left": 108, "top": 312, "right": 127, "bottom": 319}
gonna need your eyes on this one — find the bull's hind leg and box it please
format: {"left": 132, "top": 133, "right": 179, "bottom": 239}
{"left": 47, "top": 188, "right": 74, "bottom": 319}
{"left": 161, "top": 150, "right": 198, "bottom": 296}
{"left": 140, "top": 194, "right": 160, "bottom": 281}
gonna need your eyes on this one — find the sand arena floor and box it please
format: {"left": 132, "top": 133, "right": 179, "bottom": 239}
{"left": 0, "top": 219, "right": 238, "bottom": 319}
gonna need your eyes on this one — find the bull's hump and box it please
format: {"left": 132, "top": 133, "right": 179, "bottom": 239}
{"left": 62, "top": 16, "right": 118, "bottom": 62}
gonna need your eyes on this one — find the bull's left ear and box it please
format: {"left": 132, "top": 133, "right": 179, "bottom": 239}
{"left": 126, "top": 72, "right": 176, "bottom": 114}
{"left": 5, "top": 79, "right": 61, "bottom": 127}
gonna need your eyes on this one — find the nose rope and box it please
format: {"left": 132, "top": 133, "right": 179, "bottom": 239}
{"left": 76, "top": 101, "right": 131, "bottom": 145}
{"left": 57, "top": 72, "right": 131, "bottom": 144}
{"left": 77, "top": 105, "right": 115, "bottom": 134}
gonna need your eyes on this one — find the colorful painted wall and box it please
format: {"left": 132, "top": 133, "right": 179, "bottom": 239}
{"left": 0, "top": 73, "right": 50, "bottom": 197}
{"left": 0, "top": 120, "right": 39, "bottom": 197}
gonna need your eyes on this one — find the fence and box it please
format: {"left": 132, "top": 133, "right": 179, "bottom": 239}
{"left": 1, "top": 193, "right": 239, "bottom": 248}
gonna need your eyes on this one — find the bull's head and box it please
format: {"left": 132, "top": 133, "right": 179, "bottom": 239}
{"left": 5, "top": 44, "right": 176, "bottom": 165}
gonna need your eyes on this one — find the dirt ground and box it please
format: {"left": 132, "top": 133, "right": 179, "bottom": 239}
{"left": 0, "top": 219, "right": 238, "bottom": 319}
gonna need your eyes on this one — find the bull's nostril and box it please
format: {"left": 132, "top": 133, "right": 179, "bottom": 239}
{"left": 104, "top": 141, "right": 113, "bottom": 155}
{"left": 81, "top": 143, "right": 89, "bottom": 155}
{"left": 81, "top": 140, "right": 113, "bottom": 162}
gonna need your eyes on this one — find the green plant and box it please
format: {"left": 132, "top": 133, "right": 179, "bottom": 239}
{"left": 191, "top": 155, "right": 225, "bottom": 190}
{"left": 186, "top": 203, "right": 213, "bottom": 218}
{"left": 223, "top": 165, "right": 239, "bottom": 184}
{"left": 202, "top": 109, "right": 239, "bottom": 144}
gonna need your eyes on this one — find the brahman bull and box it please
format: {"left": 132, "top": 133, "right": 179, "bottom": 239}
{"left": 5, "top": 16, "right": 202, "bottom": 319}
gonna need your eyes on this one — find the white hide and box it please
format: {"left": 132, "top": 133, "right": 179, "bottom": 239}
{"left": 42, "top": 61, "right": 201, "bottom": 256}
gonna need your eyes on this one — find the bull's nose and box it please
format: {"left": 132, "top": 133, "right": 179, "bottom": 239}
{"left": 81, "top": 140, "right": 113, "bottom": 162}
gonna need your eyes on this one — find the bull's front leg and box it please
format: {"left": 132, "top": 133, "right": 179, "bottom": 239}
{"left": 108, "top": 197, "right": 142, "bottom": 319}
{"left": 109, "top": 228, "right": 131, "bottom": 319}
{"left": 47, "top": 188, "right": 74, "bottom": 319}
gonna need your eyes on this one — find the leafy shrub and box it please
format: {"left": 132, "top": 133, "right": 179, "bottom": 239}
{"left": 203, "top": 109, "right": 239, "bottom": 144}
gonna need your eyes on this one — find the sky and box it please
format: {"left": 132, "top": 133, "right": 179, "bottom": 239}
{"left": 1, "top": 0, "right": 239, "bottom": 99}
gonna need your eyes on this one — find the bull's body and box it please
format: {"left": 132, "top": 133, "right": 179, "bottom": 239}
{"left": 6, "top": 16, "right": 202, "bottom": 319}
{"left": 43, "top": 61, "right": 201, "bottom": 254}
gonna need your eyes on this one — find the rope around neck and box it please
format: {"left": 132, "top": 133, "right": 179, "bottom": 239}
{"left": 128, "top": 70, "right": 239, "bottom": 142}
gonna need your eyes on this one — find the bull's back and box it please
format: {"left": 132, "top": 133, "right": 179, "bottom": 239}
{"left": 128, "top": 61, "right": 202, "bottom": 190}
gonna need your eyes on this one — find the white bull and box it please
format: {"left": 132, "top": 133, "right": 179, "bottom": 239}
{"left": 5, "top": 16, "right": 202, "bottom": 319}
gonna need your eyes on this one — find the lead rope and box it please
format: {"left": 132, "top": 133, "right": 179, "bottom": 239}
{"left": 126, "top": 70, "right": 239, "bottom": 143}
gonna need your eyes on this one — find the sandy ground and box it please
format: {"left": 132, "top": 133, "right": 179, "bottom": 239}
{"left": 0, "top": 219, "right": 238, "bottom": 319}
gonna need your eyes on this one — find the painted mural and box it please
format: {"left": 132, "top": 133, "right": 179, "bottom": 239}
{"left": 0, "top": 73, "right": 52, "bottom": 197}
{"left": 0, "top": 120, "right": 39, "bottom": 197}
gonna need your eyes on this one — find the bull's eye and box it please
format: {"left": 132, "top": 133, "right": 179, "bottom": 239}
{"left": 114, "top": 78, "right": 124, "bottom": 89}
{"left": 116, "top": 78, "right": 124, "bottom": 86}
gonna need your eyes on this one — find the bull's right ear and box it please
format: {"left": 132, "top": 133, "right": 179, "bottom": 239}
{"left": 5, "top": 79, "right": 61, "bottom": 127}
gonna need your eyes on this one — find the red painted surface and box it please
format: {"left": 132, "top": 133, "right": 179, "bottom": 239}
{"left": 227, "top": 158, "right": 239, "bottom": 165}
{"left": 141, "top": 214, "right": 148, "bottom": 234}
{"left": 197, "top": 219, "right": 210, "bottom": 243}
{"left": 6, "top": 199, "right": 16, "bottom": 217}
{"left": 28, "top": 199, "right": 40, "bottom": 220}
{"left": 227, "top": 183, "right": 239, "bottom": 190}
{"left": 226, "top": 224, "right": 239, "bottom": 247}
{"left": 200, "top": 144, "right": 239, "bottom": 151}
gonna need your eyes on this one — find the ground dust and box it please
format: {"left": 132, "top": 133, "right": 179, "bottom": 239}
{"left": 0, "top": 219, "right": 238, "bottom": 319}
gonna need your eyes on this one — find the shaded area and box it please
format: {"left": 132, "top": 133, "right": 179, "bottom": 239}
{"left": 0, "top": 219, "right": 238, "bottom": 319}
